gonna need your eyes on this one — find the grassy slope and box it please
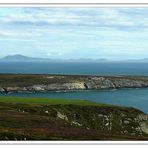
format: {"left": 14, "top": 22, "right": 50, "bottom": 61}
{"left": 0, "top": 74, "right": 77, "bottom": 87}
{"left": 0, "top": 96, "right": 131, "bottom": 111}
{"left": 0, "top": 96, "right": 102, "bottom": 106}
{"left": 0, "top": 96, "right": 147, "bottom": 140}
{"left": 0, "top": 74, "right": 148, "bottom": 87}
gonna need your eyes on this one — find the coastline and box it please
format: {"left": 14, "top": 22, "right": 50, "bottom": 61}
{"left": 1, "top": 74, "right": 148, "bottom": 93}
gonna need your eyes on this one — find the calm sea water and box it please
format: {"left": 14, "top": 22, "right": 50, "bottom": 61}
{"left": 0, "top": 62, "right": 148, "bottom": 75}
{"left": 0, "top": 62, "right": 148, "bottom": 113}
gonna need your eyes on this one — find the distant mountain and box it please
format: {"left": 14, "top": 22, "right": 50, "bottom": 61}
{"left": 1, "top": 54, "right": 50, "bottom": 62}
{"left": 2, "top": 54, "right": 148, "bottom": 63}
{"left": 0, "top": 55, "right": 109, "bottom": 63}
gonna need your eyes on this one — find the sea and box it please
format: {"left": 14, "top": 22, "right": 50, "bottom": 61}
{"left": 0, "top": 61, "right": 148, "bottom": 113}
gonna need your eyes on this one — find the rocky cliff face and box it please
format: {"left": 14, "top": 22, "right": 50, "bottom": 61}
{"left": 54, "top": 105, "right": 148, "bottom": 137}
{"left": 0, "top": 103, "right": 147, "bottom": 140}
{"left": 1, "top": 74, "right": 148, "bottom": 93}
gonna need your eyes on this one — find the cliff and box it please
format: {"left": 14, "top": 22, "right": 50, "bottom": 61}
{"left": 1, "top": 74, "right": 148, "bottom": 93}
{"left": 0, "top": 102, "right": 147, "bottom": 140}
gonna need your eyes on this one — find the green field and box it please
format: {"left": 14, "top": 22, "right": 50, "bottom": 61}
{"left": 0, "top": 96, "right": 136, "bottom": 111}
{"left": 0, "top": 96, "right": 102, "bottom": 106}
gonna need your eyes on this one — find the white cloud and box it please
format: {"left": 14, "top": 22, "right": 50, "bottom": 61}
{"left": 0, "top": 7, "right": 148, "bottom": 60}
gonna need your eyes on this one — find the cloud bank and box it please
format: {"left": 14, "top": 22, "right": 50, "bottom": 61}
{"left": 0, "top": 7, "right": 148, "bottom": 60}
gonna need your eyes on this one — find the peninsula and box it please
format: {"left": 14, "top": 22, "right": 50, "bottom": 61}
{"left": 1, "top": 74, "right": 148, "bottom": 93}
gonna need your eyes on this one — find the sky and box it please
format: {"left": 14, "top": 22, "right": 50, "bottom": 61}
{"left": 0, "top": 7, "right": 148, "bottom": 60}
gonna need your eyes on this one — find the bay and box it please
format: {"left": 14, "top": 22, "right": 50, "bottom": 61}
{"left": 0, "top": 88, "right": 148, "bottom": 114}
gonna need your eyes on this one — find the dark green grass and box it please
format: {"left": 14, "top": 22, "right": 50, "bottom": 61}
{"left": 0, "top": 96, "right": 103, "bottom": 106}
{"left": 0, "top": 96, "right": 139, "bottom": 111}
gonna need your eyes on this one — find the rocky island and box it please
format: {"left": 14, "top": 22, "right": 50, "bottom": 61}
{"left": 1, "top": 74, "right": 148, "bottom": 93}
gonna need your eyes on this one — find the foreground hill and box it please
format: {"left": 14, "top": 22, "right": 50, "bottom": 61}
{"left": 0, "top": 97, "right": 147, "bottom": 140}
{"left": 1, "top": 74, "right": 148, "bottom": 93}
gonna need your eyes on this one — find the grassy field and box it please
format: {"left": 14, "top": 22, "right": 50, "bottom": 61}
{"left": 0, "top": 96, "right": 141, "bottom": 111}
{"left": 0, "top": 96, "right": 102, "bottom": 106}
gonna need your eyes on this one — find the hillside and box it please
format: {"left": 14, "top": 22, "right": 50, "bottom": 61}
{"left": 0, "top": 97, "right": 147, "bottom": 140}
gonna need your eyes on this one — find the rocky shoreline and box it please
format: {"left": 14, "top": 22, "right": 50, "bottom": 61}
{"left": 1, "top": 74, "right": 148, "bottom": 93}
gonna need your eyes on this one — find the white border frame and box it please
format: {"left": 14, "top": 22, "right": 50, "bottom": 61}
{"left": 1, "top": 0, "right": 148, "bottom": 4}
{"left": 1, "top": 3, "right": 148, "bottom": 6}
{"left": 0, "top": 3, "right": 147, "bottom": 145}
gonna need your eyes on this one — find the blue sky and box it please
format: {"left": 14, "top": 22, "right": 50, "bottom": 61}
{"left": 0, "top": 7, "right": 148, "bottom": 60}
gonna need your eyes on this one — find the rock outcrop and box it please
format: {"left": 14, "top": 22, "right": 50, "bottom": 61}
{"left": 54, "top": 105, "right": 148, "bottom": 137}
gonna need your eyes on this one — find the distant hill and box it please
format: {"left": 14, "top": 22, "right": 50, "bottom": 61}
{"left": 1, "top": 54, "right": 50, "bottom": 62}
{"left": 2, "top": 54, "right": 148, "bottom": 63}
{"left": 0, "top": 55, "right": 109, "bottom": 63}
